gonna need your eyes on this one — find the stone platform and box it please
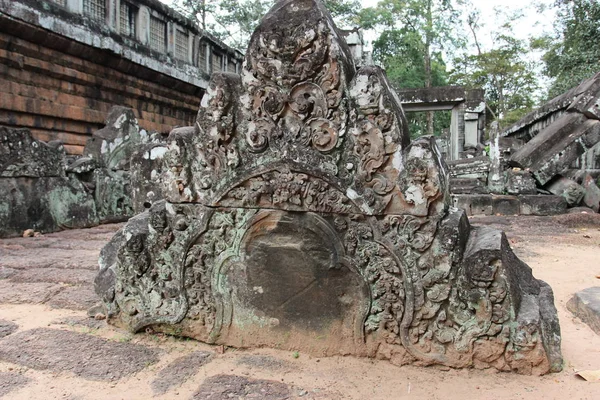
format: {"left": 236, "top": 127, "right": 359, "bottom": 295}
{"left": 567, "top": 287, "right": 600, "bottom": 335}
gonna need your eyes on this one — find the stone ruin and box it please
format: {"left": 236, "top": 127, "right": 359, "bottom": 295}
{"left": 94, "top": 0, "right": 562, "bottom": 374}
{"left": 451, "top": 72, "right": 600, "bottom": 216}
{"left": 0, "top": 105, "right": 169, "bottom": 238}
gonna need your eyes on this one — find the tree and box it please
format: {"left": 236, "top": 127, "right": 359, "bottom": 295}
{"left": 360, "top": 0, "right": 464, "bottom": 136}
{"left": 450, "top": 9, "right": 539, "bottom": 129}
{"left": 172, "top": 0, "right": 362, "bottom": 51}
{"left": 534, "top": 0, "right": 600, "bottom": 99}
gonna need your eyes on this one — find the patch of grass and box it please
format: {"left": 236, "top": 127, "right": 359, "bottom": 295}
{"left": 292, "top": 351, "right": 299, "bottom": 359}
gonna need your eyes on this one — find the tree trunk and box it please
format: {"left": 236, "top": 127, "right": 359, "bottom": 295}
{"left": 425, "top": 0, "right": 434, "bottom": 136}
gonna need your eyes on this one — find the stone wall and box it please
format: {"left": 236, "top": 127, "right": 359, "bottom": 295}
{"left": 0, "top": 0, "right": 243, "bottom": 155}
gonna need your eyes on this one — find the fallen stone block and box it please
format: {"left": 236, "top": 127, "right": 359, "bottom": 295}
{"left": 520, "top": 195, "right": 568, "bottom": 216}
{"left": 510, "top": 115, "right": 600, "bottom": 185}
{"left": 492, "top": 195, "right": 521, "bottom": 215}
{"left": 545, "top": 176, "right": 586, "bottom": 207}
{"left": 567, "top": 287, "right": 600, "bottom": 335}
{"left": 583, "top": 174, "right": 600, "bottom": 212}
{"left": 505, "top": 169, "right": 537, "bottom": 195}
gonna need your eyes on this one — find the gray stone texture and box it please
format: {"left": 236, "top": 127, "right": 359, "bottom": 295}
{"left": 583, "top": 174, "right": 600, "bottom": 212}
{"left": 505, "top": 169, "right": 537, "bottom": 195}
{"left": 0, "top": 128, "right": 99, "bottom": 237}
{"left": 95, "top": 0, "right": 562, "bottom": 375}
{"left": 546, "top": 176, "right": 586, "bottom": 207}
{"left": 0, "top": 328, "right": 160, "bottom": 381}
{"left": 567, "top": 287, "right": 600, "bottom": 335}
{"left": 151, "top": 351, "right": 213, "bottom": 395}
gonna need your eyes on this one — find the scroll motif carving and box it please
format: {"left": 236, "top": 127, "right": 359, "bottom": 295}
{"left": 218, "top": 170, "right": 360, "bottom": 215}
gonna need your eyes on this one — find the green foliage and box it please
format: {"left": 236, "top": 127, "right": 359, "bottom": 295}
{"left": 362, "top": 0, "right": 464, "bottom": 137}
{"left": 450, "top": 9, "right": 539, "bottom": 129}
{"left": 174, "top": 0, "right": 362, "bottom": 50}
{"left": 535, "top": 0, "right": 600, "bottom": 99}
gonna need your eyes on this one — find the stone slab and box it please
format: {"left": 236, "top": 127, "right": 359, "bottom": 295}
{"left": 492, "top": 195, "right": 521, "bottom": 215}
{"left": 520, "top": 195, "right": 568, "bottom": 216}
{"left": 0, "top": 371, "right": 30, "bottom": 398}
{"left": 0, "top": 328, "right": 160, "bottom": 381}
{"left": 0, "top": 280, "right": 63, "bottom": 304}
{"left": 192, "top": 374, "right": 291, "bottom": 400}
{"left": 546, "top": 176, "right": 586, "bottom": 207}
{"left": 46, "top": 284, "right": 99, "bottom": 311}
{"left": 151, "top": 351, "right": 213, "bottom": 395}
{"left": 452, "top": 194, "right": 493, "bottom": 216}
{"left": 567, "top": 287, "right": 600, "bottom": 335}
{"left": 0, "top": 319, "right": 18, "bottom": 338}
{"left": 583, "top": 174, "right": 600, "bottom": 212}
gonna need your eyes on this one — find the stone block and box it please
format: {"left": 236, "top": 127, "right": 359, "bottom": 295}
{"left": 545, "top": 176, "right": 585, "bottom": 207}
{"left": 94, "top": 0, "right": 562, "bottom": 375}
{"left": 505, "top": 169, "right": 537, "bottom": 195}
{"left": 510, "top": 113, "right": 586, "bottom": 170}
{"left": 0, "top": 126, "right": 64, "bottom": 178}
{"left": 513, "top": 116, "right": 600, "bottom": 185}
{"left": 452, "top": 194, "right": 493, "bottom": 215}
{"left": 492, "top": 195, "right": 520, "bottom": 215}
{"left": 0, "top": 176, "right": 98, "bottom": 237}
{"left": 450, "top": 177, "right": 488, "bottom": 194}
{"left": 583, "top": 174, "right": 600, "bottom": 212}
{"left": 519, "top": 195, "right": 568, "bottom": 216}
{"left": 567, "top": 287, "right": 600, "bottom": 335}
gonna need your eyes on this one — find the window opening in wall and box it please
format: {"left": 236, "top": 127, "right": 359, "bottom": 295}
{"left": 120, "top": 2, "right": 137, "bottom": 38}
{"left": 83, "top": 0, "right": 106, "bottom": 23}
{"left": 50, "top": 0, "right": 67, "bottom": 7}
{"left": 175, "top": 29, "right": 189, "bottom": 61}
{"left": 149, "top": 16, "right": 167, "bottom": 53}
{"left": 198, "top": 42, "right": 208, "bottom": 72}
{"left": 227, "top": 60, "right": 236, "bottom": 73}
{"left": 212, "top": 52, "right": 223, "bottom": 73}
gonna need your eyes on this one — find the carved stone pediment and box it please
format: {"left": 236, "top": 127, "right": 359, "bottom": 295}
{"left": 95, "top": 0, "right": 562, "bottom": 375}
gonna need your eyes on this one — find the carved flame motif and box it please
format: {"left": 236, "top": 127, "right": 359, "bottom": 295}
{"left": 243, "top": 18, "right": 347, "bottom": 154}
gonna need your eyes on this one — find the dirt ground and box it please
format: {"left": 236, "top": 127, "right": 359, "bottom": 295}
{"left": 1, "top": 213, "right": 600, "bottom": 400}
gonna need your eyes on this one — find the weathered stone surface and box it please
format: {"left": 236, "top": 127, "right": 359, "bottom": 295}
{"left": 0, "top": 319, "right": 18, "bottom": 338}
{"left": 0, "top": 328, "right": 160, "bottom": 381}
{"left": 447, "top": 156, "right": 490, "bottom": 179}
{"left": 510, "top": 115, "right": 600, "bottom": 185}
{"left": 546, "top": 176, "right": 586, "bottom": 207}
{"left": 0, "top": 371, "right": 30, "bottom": 398}
{"left": 46, "top": 284, "right": 98, "bottom": 311}
{"left": 492, "top": 195, "right": 521, "bottom": 215}
{"left": 0, "top": 127, "right": 99, "bottom": 238}
{"left": 192, "top": 374, "right": 291, "bottom": 400}
{"left": 0, "top": 176, "right": 99, "bottom": 237}
{"left": 83, "top": 106, "right": 142, "bottom": 170}
{"left": 452, "top": 194, "right": 493, "bottom": 216}
{"left": 151, "top": 351, "right": 213, "bottom": 395}
{"left": 0, "top": 126, "right": 64, "bottom": 178}
{"left": 583, "top": 174, "right": 600, "bottom": 212}
{"left": 130, "top": 142, "right": 170, "bottom": 214}
{"left": 567, "top": 287, "right": 600, "bottom": 335}
{"left": 95, "top": 0, "right": 562, "bottom": 374}
{"left": 450, "top": 177, "right": 488, "bottom": 194}
{"left": 520, "top": 195, "right": 568, "bottom": 216}
{"left": 505, "top": 170, "right": 537, "bottom": 195}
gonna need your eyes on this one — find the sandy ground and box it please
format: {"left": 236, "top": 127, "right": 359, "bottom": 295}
{"left": 0, "top": 213, "right": 600, "bottom": 399}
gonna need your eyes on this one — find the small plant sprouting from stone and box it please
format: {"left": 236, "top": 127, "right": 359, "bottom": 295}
{"left": 292, "top": 351, "right": 300, "bottom": 359}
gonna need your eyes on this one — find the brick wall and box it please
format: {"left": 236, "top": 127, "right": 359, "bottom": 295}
{"left": 0, "top": 28, "right": 201, "bottom": 155}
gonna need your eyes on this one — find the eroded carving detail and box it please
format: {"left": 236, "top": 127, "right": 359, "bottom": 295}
{"left": 96, "top": 0, "right": 562, "bottom": 376}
